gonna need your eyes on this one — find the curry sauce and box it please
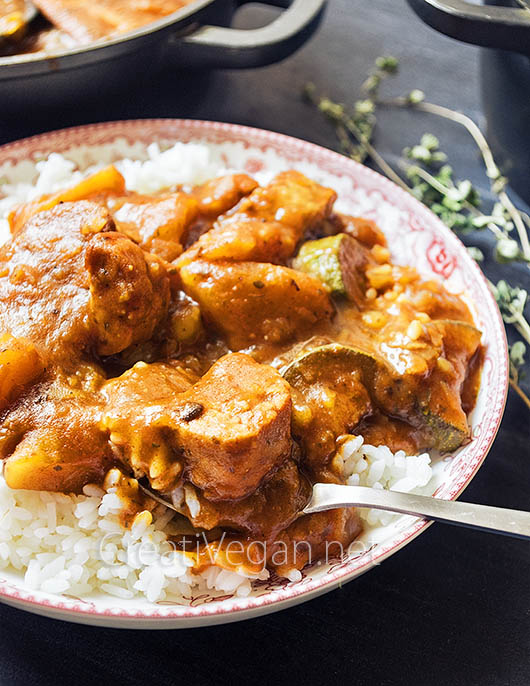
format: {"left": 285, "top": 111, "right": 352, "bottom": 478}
{"left": 0, "top": 166, "right": 483, "bottom": 575}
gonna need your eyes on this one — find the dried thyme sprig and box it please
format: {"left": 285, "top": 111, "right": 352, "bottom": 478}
{"left": 400, "top": 135, "right": 527, "bottom": 263}
{"left": 381, "top": 93, "right": 530, "bottom": 264}
{"left": 302, "top": 56, "right": 411, "bottom": 193}
{"left": 493, "top": 281, "right": 530, "bottom": 346}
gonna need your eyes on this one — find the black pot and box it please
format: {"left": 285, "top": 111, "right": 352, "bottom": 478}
{"left": 406, "top": 0, "right": 530, "bottom": 205}
{"left": 0, "top": 0, "right": 326, "bottom": 109}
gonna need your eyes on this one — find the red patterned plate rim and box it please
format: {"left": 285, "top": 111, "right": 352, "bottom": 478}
{"left": 0, "top": 119, "right": 508, "bottom": 627}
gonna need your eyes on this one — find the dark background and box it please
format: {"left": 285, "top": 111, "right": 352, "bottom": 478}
{"left": 1, "top": 1, "right": 530, "bottom": 684}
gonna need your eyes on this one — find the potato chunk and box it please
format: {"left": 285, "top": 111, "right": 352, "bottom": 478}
{"left": 192, "top": 174, "right": 258, "bottom": 217}
{"left": 177, "top": 218, "right": 299, "bottom": 266}
{"left": 3, "top": 406, "right": 111, "bottom": 493}
{"left": 109, "top": 192, "right": 199, "bottom": 259}
{"left": 0, "top": 334, "right": 44, "bottom": 411}
{"left": 338, "top": 215, "right": 387, "bottom": 248}
{"left": 233, "top": 170, "right": 337, "bottom": 234}
{"left": 8, "top": 165, "right": 125, "bottom": 234}
{"left": 179, "top": 260, "right": 334, "bottom": 350}
{"left": 178, "top": 171, "right": 338, "bottom": 267}
{"left": 1, "top": 365, "right": 112, "bottom": 493}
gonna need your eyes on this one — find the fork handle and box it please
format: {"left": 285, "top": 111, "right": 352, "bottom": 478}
{"left": 303, "top": 484, "right": 530, "bottom": 541}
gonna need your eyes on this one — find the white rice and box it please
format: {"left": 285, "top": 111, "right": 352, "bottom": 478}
{"left": 0, "top": 434, "right": 434, "bottom": 602}
{"left": 337, "top": 436, "right": 433, "bottom": 526}
{"left": 0, "top": 477, "right": 264, "bottom": 602}
{"left": 0, "top": 142, "right": 436, "bottom": 602}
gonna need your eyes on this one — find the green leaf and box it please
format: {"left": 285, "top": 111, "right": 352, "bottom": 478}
{"left": 495, "top": 238, "right": 525, "bottom": 263}
{"left": 442, "top": 195, "right": 463, "bottom": 212}
{"left": 318, "top": 98, "right": 345, "bottom": 120}
{"left": 510, "top": 341, "right": 527, "bottom": 370}
{"left": 355, "top": 99, "right": 375, "bottom": 115}
{"left": 457, "top": 180, "right": 473, "bottom": 200}
{"left": 493, "top": 280, "right": 528, "bottom": 324}
{"left": 472, "top": 215, "right": 495, "bottom": 229}
{"left": 375, "top": 55, "right": 399, "bottom": 73}
{"left": 409, "top": 145, "right": 432, "bottom": 162}
{"left": 467, "top": 246, "right": 484, "bottom": 262}
{"left": 431, "top": 151, "right": 448, "bottom": 163}
{"left": 407, "top": 89, "right": 425, "bottom": 104}
{"left": 421, "top": 133, "right": 439, "bottom": 151}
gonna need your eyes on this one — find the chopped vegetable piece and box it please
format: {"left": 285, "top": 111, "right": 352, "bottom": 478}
{"left": 234, "top": 170, "right": 337, "bottom": 235}
{"left": 416, "top": 320, "right": 482, "bottom": 452}
{"left": 2, "top": 364, "right": 113, "bottom": 493}
{"left": 8, "top": 165, "right": 125, "bottom": 234}
{"left": 168, "top": 293, "right": 203, "bottom": 345}
{"left": 0, "top": 334, "right": 44, "bottom": 410}
{"left": 283, "top": 343, "right": 374, "bottom": 480}
{"left": 340, "top": 215, "right": 387, "bottom": 248}
{"left": 110, "top": 192, "right": 199, "bottom": 249}
{"left": 193, "top": 174, "right": 258, "bottom": 217}
{"left": 177, "top": 218, "right": 299, "bottom": 266}
{"left": 179, "top": 259, "right": 334, "bottom": 350}
{"left": 292, "top": 233, "right": 368, "bottom": 305}
{"left": 102, "top": 353, "right": 293, "bottom": 501}
{"left": 175, "top": 353, "right": 293, "bottom": 501}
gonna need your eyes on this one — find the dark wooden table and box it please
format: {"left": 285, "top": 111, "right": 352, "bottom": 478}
{"left": 1, "top": 1, "right": 529, "bottom": 684}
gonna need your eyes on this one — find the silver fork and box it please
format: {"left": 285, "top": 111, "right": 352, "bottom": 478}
{"left": 304, "top": 484, "right": 530, "bottom": 540}
{"left": 139, "top": 479, "right": 530, "bottom": 540}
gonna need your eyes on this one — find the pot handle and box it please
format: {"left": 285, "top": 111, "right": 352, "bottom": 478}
{"left": 167, "top": 0, "right": 327, "bottom": 69}
{"left": 406, "top": 0, "right": 530, "bottom": 55}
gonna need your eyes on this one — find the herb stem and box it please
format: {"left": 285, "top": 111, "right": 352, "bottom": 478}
{"left": 510, "top": 307, "right": 530, "bottom": 345}
{"left": 401, "top": 161, "right": 506, "bottom": 241}
{"left": 383, "top": 97, "right": 530, "bottom": 263}
{"left": 303, "top": 83, "right": 413, "bottom": 195}
{"left": 338, "top": 119, "right": 413, "bottom": 195}
{"left": 510, "top": 378, "right": 530, "bottom": 411}
{"left": 500, "top": 190, "right": 530, "bottom": 261}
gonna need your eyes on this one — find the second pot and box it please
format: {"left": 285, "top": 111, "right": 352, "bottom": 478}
{"left": 406, "top": 0, "right": 530, "bottom": 204}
